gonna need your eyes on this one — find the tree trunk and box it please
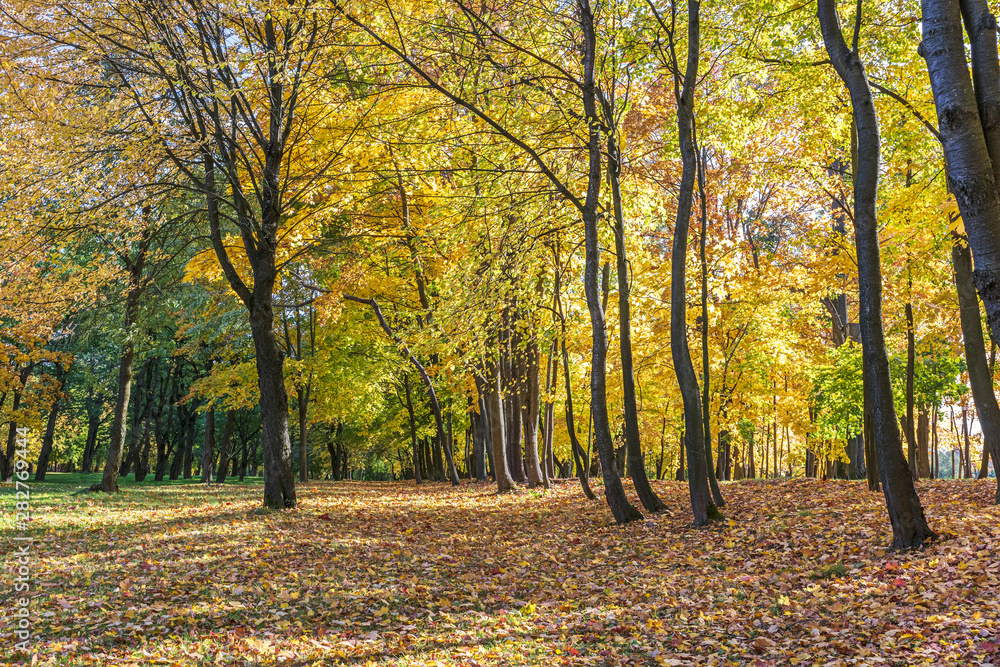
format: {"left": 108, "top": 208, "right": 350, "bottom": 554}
{"left": 297, "top": 385, "right": 310, "bottom": 483}
{"left": 922, "top": 0, "right": 1000, "bottom": 346}
{"left": 217, "top": 409, "right": 235, "bottom": 483}
{"left": 484, "top": 362, "right": 516, "bottom": 493}
{"left": 905, "top": 300, "right": 918, "bottom": 478}
{"left": 154, "top": 364, "right": 176, "bottom": 482}
{"left": 250, "top": 297, "right": 298, "bottom": 507}
{"left": 603, "top": 104, "right": 665, "bottom": 512}
{"left": 676, "top": 431, "right": 686, "bottom": 481}
{"left": 81, "top": 408, "right": 101, "bottom": 475}
{"left": 34, "top": 385, "right": 62, "bottom": 482}
{"left": 953, "top": 238, "right": 1000, "bottom": 499}
{"left": 963, "top": 407, "right": 974, "bottom": 478}
{"left": 404, "top": 374, "right": 422, "bottom": 484}
{"left": 697, "top": 143, "right": 726, "bottom": 507}
{"left": 820, "top": 0, "right": 936, "bottom": 548}
{"left": 134, "top": 362, "right": 156, "bottom": 483}
{"left": 522, "top": 336, "right": 546, "bottom": 487}
{"left": 183, "top": 402, "right": 197, "bottom": 479}
{"left": 574, "top": 0, "right": 642, "bottom": 524}
{"left": 666, "top": 0, "right": 718, "bottom": 526}
{"left": 561, "top": 339, "right": 596, "bottom": 500}
{"left": 201, "top": 408, "right": 215, "bottom": 483}
{"left": 917, "top": 408, "right": 932, "bottom": 478}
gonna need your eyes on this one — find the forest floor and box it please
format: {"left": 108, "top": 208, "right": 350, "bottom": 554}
{"left": 1, "top": 476, "right": 999, "bottom": 666}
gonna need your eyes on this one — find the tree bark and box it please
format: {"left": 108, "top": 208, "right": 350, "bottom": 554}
{"left": 697, "top": 143, "right": 726, "bottom": 507}
{"left": 81, "top": 405, "right": 101, "bottom": 475}
{"left": 201, "top": 408, "right": 216, "bottom": 483}
{"left": 297, "top": 385, "right": 310, "bottom": 483}
{"left": 404, "top": 375, "right": 422, "bottom": 484}
{"left": 574, "top": 0, "right": 642, "bottom": 524}
{"left": 183, "top": 400, "right": 198, "bottom": 479}
{"left": 602, "top": 95, "right": 665, "bottom": 512}
{"left": 820, "top": 0, "right": 936, "bottom": 548}
{"left": 134, "top": 360, "right": 156, "bottom": 483}
{"left": 484, "top": 361, "right": 516, "bottom": 493}
{"left": 101, "top": 250, "right": 146, "bottom": 492}
{"left": 921, "top": 0, "right": 1000, "bottom": 346}
{"left": 905, "top": 300, "right": 918, "bottom": 479}
{"left": 521, "top": 336, "right": 546, "bottom": 487}
{"left": 34, "top": 370, "right": 64, "bottom": 482}
{"left": 217, "top": 409, "right": 235, "bottom": 484}
{"left": 953, "top": 237, "right": 1000, "bottom": 499}
{"left": 963, "top": 407, "right": 974, "bottom": 478}
{"left": 659, "top": 0, "right": 719, "bottom": 525}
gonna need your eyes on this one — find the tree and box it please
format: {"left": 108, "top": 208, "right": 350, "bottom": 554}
{"left": 818, "top": 0, "right": 936, "bottom": 549}
{"left": 921, "top": 0, "right": 1000, "bottom": 347}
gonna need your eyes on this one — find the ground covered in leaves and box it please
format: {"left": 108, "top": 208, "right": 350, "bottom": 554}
{"left": 2, "top": 476, "right": 999, "bottom": 666}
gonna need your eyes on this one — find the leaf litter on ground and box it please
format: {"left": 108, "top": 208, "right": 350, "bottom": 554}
{"left": 2, "top": 478, "right": 999, "bottom": 666}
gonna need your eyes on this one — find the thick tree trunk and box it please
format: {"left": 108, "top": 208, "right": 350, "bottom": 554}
{"left": 250, "top": 297, "right": 298, "bottom": 507}
{"left": 102, "top": 342, "right": 135, "bottom": 493}
{"left": 953, "top": 238, "right": 1000, "bottom": 499}
{"left": 922, "top": 0, "right": 1000, "bottom": 346}
{"left": 820, "top": 0, "right": 936, "bottom": 548}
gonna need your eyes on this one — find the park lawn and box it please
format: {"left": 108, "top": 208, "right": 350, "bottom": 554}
{"left": 1, "top": 478, "right": 999, "bottom": 666}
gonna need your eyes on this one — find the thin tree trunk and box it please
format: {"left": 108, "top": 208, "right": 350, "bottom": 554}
{"left": 34, "top": 374, "right": 64, "bottom": 482}
{"left": 201, "top": 408, "right": 216, "bottom": 483}
{"left": 905, "top": 299, "right": 918, "bottom": 479}
{"left": 345, "top": 295, "right": 459, "bottom": 485}
{"left": 404, "top": 374, "right": 422, "bottom": 485}
{"left": 602, "top": 94, "right": 665, "bottom": 512}
{"left": 658, "top": 0, "right": 719, "bottom": 525}
{"left": 522, "top": 336, "right": 546, "bottom": 487}
{"left": 484, "top": 360, "right": 516, "bottom": 493}
{"left": 297, "top": 385, "right": 310, "bottom": 483}
{"left": 81, "top": 407, "right": 101, "bottom": 475}
{"left": 576, "top": 0, "right": 642, "bottom": 523}
{"left": 953, "top": 238, "right": 1000, "bottom": 499}
{"left": 697, "top": 141, "right": 725, "bottom": 507}
{"left": 820, "top": 0, "right": 936, "bottom": 548}
{"left": 963, "top": 407, "right": 974, "bottom": 478}
{"left": 217, "top": 409, "right": 235, "bottom": 483}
